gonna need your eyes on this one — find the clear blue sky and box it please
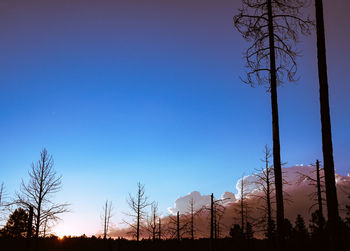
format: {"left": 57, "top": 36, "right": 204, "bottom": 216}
{"left": 0, "top": 0, "right": 349, "bottom": 236}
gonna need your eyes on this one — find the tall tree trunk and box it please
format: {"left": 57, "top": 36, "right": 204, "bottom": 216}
{"left": 314, "top": 0, "right": 339, "bottom": 238}
{"left": 316, "top": 160, "right": 324, "bottom": 216}
{"left": 266, "top": 157, "right": 273, "bottom": 238}
{"left": 27, "top": 206, "right": 34, "bottom": 239}
{"left": 240, "top": 179, "right": 244, "bottom": 234}
{"left": 158, "top": 218, "right": 161, "bottom": 240}
{"left": 137, "top": 198, "right": 140, "bottom": 242}
{"left": 191, "top": 201, "right": 194, "bottom": 240}
{"left": 267, "top": 0, "right": 284, "bottom": 241}
{"left": 177, "top": 211, "right": 180, "bottom": 241}
{"left": 210, "top": 193, "right": 213, "bottom": 240}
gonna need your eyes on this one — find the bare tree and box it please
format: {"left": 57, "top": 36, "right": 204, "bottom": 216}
{"left": 297, "top": 160, "right": 325, "bottom": 215}
{"left": 186, "top": 198, "right": 198, "bottom": 240}
{"left": 101, "top": 200, "right": 113, "bottom": 239}
{"left": 314, "top": 0, "right": 339, "bottom": 241}
{"left": 126, "top": 182, "right": 150, "bottom": 241}
{"left": 253, "top": 145, "right": 275, "bottom": 238}
{"left": 167, "top": 211, "right": 188, "bottom": 240}
{"left": 158, "top": 217, "right": 162, "bottom": 240}
{"left": 146, "top": 202, "right": 158, "bottom": 241}
{"left": 16, "top": 148, "right": 69, "bottom": 238}
{"left": 234, "top": 0, "right": 313, "bottom": 242}
{"left": 236, "top": 175, "right": 250, "bottom": 235}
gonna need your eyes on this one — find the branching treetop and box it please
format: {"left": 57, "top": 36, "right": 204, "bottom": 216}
{"left": 234, "top": 0, "right": 313, "bottom": 87}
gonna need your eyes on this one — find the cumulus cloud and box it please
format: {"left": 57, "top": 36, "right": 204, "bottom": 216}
{"left": 167, "top": 191, "right": 211, "bottom": 214}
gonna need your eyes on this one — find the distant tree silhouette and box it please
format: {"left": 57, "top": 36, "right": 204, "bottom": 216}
{"left": 16, "top": 148, "right": 69, "bottom": 238}
{"left": 229, "top": 224, "right": 244, "bottom": 240}
{"left": 236, "top": 175, "right": 250, "bottom": 235}
{"left": 210, "top": 193, "right": 214, "bottom": 240}
{"left": 297, "top": 160, "right": 326, "bottom": 233}
{"left": 297, "top": 160, "right": 325, "bottom": 215}
{"left": 146, "top": 202, "right": 158, "bottom": 241}
{"left": 253, "top": 145, "right": 275, "bottom": 239}
{"left": 0, "top": 208, "right": 29, "bottom": 238}
{"left": 158, "top": 217, "right": 162, "bottom": 240}
{"left": 167, "top": 211, "right": 184, "bottom": 240}
{"left": 205, "top": 193, "right": 227, "bottom": 240}
{"left": 309, "top": 210, "right": 325, "bottom": 237}
{"left": 314, "top": 0, "right": 339, "bottom": 242}
{"left": 234, "top": 1, "right": 313, "bottom": 243}
{"left": 214, "top": 199, "right": 226, "bottom": 239}
{"left": 101, "top": 200, "right": 113, "bottom": 239}
{"left": 185, "top": 197, "right": 197, "bottom": 240}
{"left": 283, "top": 218, "right": 293, "bottom": 240}
{"left": 245, "top": 222, "right": 254, "bottom": 240}
{"left": 126, "top": 182, "right": 150, "bottom": 242}
{"left": 294, "top": 214, "right": 308, "bottom": 240}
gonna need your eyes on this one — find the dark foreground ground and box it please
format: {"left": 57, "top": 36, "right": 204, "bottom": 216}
{"left": 0, "top": 237, "right": 348, "bottom": 251}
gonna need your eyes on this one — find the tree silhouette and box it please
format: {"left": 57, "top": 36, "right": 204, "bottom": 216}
{"left": 297, "top": 160, "right": 326, "bottom": 233}
{"left": 294, "top": 214, "right": 308, "bottom": 240}
{"left": 146, "top": 202, "right": 159, "bottom": 241}
{"left": 234, "top": 0, "right": 313, "bottom": 243}
{"left": 0, "top": 208, "right": 29, "bottom": 238}
{"left": 125, "top": 182, "right": 150, "bottom": 242}
{"left": 101, "top": 200, "right": 113, "bottom": 239}
{"left": 314, "top": 0, "right": 339, "bottom": 242}
{"left": 309, "top": 209, "right": 325, "bottom": 237}
{"left": 253, "top": 145, "right": 275, "bottom": 239}
{"left": 16, "top": 148, "right": 69, "bottom": 238}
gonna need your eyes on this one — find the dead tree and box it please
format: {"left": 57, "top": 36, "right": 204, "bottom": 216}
{"left": 297, "top": 160, "right": 325, "bottom": 230}
{"left": 210, "top": 193, "right": 214, "bottom": 240}
{"left": 187, "top": 198, "right": 196, "bottom": 240}
{"left": 16, "top": 148, "right": 69, "bottom": 238}
{"left": 297, "top": 160, "right": 325, "bottom": 213}
{"left": 146, "top": 202, "right": 158, "bottom": 241}
{"left": 158, "top": 217, "right": 161, "bottom": 240}
{"left": 167, "top": 211, "right": 187, "bottom": 240}
{"left": 236, "top": 175, "right": 250, "bottom": 235}
{"left": 314, "top": 0, "right": 339, "bottom": 239}
{"left": 234, "top": 0, "right": 313, "bottom": 241}
{"left": 253, "top": 145, "right": 275, "bottom": 238}
{"left": 126, "top": 182, "right": 150, "bottom": 241}
{"left": 101, "top": 200, "right": 113, "bottom": 239}
{"left": 214, "top": 200, "right": 226, "bottom": 239}
{"left": 207, "top": 194, "right": 229, "bottom": 240}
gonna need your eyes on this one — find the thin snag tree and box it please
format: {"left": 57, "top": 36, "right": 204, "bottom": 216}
{"left": 254, "top": 145, "right": 275, "bottom": 239}
{"left": 126, "top": 182, "right": 150, "bottom": 242}
{"left": 101, "top": 200, "right": 113, "bottom": 239}
{"left": 146, "top": 202, "right": 159, "bottom": 241}
{"left": 234, "top": 0, "right": 313, "bottom": 242}
{"left": 16, "top": 148, "right": 69, "bottom": 238}
{"left": 297, "top": 159, "right": 326, "bottom": 231}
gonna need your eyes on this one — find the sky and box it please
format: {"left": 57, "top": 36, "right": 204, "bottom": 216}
{"left": 0, "top": 0, "right": 349, "bottom": 237}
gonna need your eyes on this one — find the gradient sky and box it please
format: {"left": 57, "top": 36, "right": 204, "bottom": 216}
{"left": 0, "top": 0, "right": 349, "bottom": 236}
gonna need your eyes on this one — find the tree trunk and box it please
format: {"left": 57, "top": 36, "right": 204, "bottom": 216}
{"left": 177, "top": 211, "right": 180, "bottom": 241}
{"left": 158, "top": 218, "right": 161, "bottom": 240}
{"left": 266, "top": 158, "right": 273, "bottom": 238}
{"left": 210, "top": 193, "right": 213, "bottom": 240}
{"left": 241, "top": 179, "right": 244, "bottom": 234}
{"left": 267, "top": 0, "right": 284, "bottom": 242}
{"left": 27, "top": 206, "right": 33, "bottom": 239}
{"left": 315, "top": 0, "right": 339, "bottom": 239}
